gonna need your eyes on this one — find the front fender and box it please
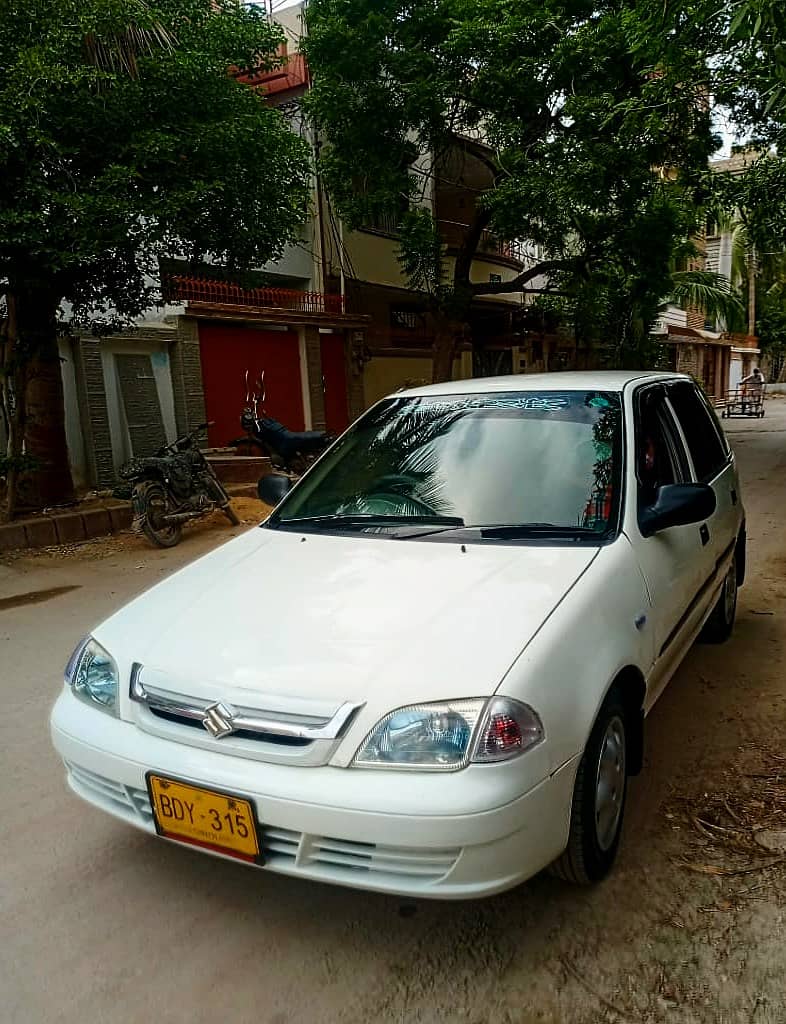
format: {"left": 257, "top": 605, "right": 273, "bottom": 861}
{"left": 497, "top": 535, "right": 653, "bottom": 774}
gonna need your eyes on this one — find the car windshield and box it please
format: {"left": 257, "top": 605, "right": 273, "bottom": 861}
{"left": 270, "top": 390, "right": 623, "bottom": 536}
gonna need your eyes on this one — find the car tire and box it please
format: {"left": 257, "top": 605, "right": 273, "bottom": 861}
{"left": 699, "top": 552, "right": 737, "bottom": 644}
{"left": 550, "top": 690, "right": 628, "bottom": 885}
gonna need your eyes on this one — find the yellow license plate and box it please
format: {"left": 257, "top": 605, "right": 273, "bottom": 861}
{"left": 147, "top": 774, "right": 261, "bottom": 862}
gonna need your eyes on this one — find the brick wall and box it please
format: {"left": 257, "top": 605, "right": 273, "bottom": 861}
{"left": 676, "top": 343, "right": 700, "bottom": 379}
{"left": 168, "top": 317, "right": 206, "bottom": 436}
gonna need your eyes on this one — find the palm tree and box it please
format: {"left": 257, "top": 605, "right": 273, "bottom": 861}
{"left": 667, "top": 269, "right": 745, "bottom": 331}
{"left": 83, "top": 1, "right": 176, "bottom": 79}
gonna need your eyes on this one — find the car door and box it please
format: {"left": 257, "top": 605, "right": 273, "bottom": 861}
{"left": 665, "top": 379, "right": 741, "bottom": 608}
{"left": 626, "top": 383, "right": 707, "bottom": 711}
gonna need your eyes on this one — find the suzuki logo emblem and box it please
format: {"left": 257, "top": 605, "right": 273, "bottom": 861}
{"left": 202, "top": 701, "right": 235, "bottom": 739}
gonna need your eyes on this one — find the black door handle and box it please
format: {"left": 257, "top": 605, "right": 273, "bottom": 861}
{"left": 731, "top": 488, "right": 738, "bottom": 506}
{"left": 700, "top": 524, "right": 710, "bottom": 546}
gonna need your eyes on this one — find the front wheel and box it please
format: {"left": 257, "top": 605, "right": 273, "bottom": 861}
{"left": 550, "top": 692, "right": 628, "bottom": 884}
{"left": 135, "top": 482, "right": 182, "bottom": 548}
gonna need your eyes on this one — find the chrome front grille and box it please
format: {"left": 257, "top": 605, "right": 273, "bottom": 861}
{"left": 148, "top": 707, "right": 311, "bottom": 747}
{"left": 66, "top": 764, "right": 460, "bottom": 889}
{"left": 128, "top": 663, "right": 364, "bottom": 767}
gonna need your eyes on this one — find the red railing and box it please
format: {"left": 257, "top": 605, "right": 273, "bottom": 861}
{"left": 163, "top": 275, "right": 346, "bottom": 315}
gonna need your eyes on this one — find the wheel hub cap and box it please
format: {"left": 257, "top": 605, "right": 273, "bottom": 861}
{"left": 595, "top": 715, "right": 626, "bottom": 852}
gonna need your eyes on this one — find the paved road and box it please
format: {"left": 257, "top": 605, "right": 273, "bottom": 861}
{"left": 3, "top": 406, "right": 786, "bottom": 1024}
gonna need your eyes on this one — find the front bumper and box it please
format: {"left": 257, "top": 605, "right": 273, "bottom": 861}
{"left": 51, "top": 690, "right": 577, "bottom": 900}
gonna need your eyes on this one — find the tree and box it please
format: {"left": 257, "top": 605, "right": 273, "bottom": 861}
{"left": 0, "top": 0, "right": 310, "bottom": 517}
{"left": 725, "top": 1, "right": 786, "bottom": 130}
{"left": 303, "top": 0, "right": 722, "bottom": 382}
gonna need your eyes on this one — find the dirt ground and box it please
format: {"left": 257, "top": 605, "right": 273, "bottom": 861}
{"left": 2, "top": 406, "right": 786, "bottom": 1024}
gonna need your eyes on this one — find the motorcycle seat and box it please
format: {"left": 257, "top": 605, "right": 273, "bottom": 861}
{"left": 258, "top": 418, "right": 329, "bottom": 453}
{"left": 286, "top": 429, "right": 329, "bottom": 448}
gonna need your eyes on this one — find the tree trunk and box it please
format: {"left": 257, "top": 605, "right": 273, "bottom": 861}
{"left": 432, "top": 321, "right": 458, "bottom": 383}
{"left": 1, "top": 295, "right": 29, "bottom": 522}
{"left": 14, "top": 286, "right": 75, "bottom": 510}
{"left": 747, "top": 252, "right": 756, "bottom": 338}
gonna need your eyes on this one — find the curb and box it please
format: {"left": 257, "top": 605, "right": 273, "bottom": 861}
{"left": 0, "top": 502, "right": 133, "bottom": 554}
{"left": 0, "top": 488, "right": 258, "bottom": 554}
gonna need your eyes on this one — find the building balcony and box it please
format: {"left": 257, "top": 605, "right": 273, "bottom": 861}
{"left": 163, "top": 274, "right": 345, "bottom": 315}
{"left": 722, "top": 332, "right": 759, "bottom": 349}
{"left": 356, "top": 215, "right": 527, "bottom": 269}
{"left": 437, "top": 220, "right": 527, "bottom": 268}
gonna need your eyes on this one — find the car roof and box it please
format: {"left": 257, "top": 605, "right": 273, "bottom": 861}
{"left": 398, "top": 370, "right": 689, "bottom": 398}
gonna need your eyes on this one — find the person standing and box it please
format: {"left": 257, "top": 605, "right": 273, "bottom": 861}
{"left": 741, "top": 366, "right": 765, "bottom": 413}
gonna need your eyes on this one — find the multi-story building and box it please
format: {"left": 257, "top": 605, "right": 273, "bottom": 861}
{"left": 52, "top": 1, "right": 531, "bottom": 491}
{"left": 655, "top": 148, "right": 762, "bottom": 401}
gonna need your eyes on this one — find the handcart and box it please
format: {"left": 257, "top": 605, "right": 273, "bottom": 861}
{"left": 721, "top": 385, "right": 766, "bottom": 419}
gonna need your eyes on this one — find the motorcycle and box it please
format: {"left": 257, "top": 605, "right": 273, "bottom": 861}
{"left": 233, "top": 371, "right": 333, "bottom": 475}
{"left": 118, "top": 422, "right": 240, "bottom": 548}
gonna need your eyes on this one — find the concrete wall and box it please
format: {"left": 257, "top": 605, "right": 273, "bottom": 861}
{"left": 363, "top": 351, "right": 471, "bottom": 407}
{"left": 58, "top": 337, "right": 89, "bottom": 490}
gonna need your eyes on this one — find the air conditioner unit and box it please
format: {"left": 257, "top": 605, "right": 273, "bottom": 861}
{"left": 650, "top": 318, "right": 668, "bottom": 336}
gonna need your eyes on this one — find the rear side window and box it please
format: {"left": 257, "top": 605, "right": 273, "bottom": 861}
{"left": 668, "top": 383, "right": 729, "bottom": 482}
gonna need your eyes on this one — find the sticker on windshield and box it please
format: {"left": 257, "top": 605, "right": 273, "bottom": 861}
{"left": 437, "top": 394, "right": 573, "bottom": 413}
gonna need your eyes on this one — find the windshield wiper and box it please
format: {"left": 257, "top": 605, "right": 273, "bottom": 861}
{"left": 474, "top": 524, "right": 601, "bottom": 540}
{"left": 271, "top": 513, "right": 465, "bottom": 531}
{"left": 404, "top": 522, "right": 603, "bottom": 541}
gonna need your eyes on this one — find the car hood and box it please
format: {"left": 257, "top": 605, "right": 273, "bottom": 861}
{"left": 98, "top": 526, "right": 598, "bottom": 717}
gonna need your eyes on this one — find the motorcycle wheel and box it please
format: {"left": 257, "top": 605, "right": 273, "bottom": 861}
{"left": 137, "top": 482, "right": 183, "bottom": 548}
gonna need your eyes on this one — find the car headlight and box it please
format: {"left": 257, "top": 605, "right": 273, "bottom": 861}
{"left": 352, "top": 696, "right": 543, "bottom": 770}
{"left": 64, "top": 637, "right": 119, "bottom": 714}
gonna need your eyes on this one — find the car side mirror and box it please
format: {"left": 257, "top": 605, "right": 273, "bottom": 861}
{"left": 640, "top": 483, "right": 716, "bottom": 537}
{"left": 257, "top": 472, "right": 293, "bottom": 506}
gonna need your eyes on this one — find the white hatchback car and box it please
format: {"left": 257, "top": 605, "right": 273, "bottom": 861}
{"left": 51, "top": 372, "right": 745, "bottom": 899}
